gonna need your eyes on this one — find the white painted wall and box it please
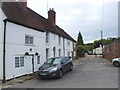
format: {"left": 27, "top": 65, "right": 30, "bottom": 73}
{"left": 5, "top": 22, "right": 46, "bottom": 80}
{"left": 0, "top": 8, "right": 6, "bottom": 80}
{"left": 93, "top": 46, "right": 104, "bottom": 55}
{"left": 45, "top": 32, "right": 74, "bottom": 59}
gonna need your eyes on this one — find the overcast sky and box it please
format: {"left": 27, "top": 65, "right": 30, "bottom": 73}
{"left": 28, "top": 0, "right": 119, "bottom": 43}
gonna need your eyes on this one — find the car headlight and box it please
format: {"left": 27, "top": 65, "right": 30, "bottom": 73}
{"left": 49, "top": 67, "right": 57, "bottom": 72}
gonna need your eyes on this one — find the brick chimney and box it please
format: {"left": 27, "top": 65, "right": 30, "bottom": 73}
{"left": 48, "top": 8, "right": 56, "bottom": 25}
{"left": 18, "top": 0, "right": 27, "bottom": 7}
{"left": 21, "top": 2, "right": 27, "bottom": 7}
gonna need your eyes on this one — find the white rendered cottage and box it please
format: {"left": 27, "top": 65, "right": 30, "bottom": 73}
{"left": 0, "top": 2, "right": 76, "bottom": 82}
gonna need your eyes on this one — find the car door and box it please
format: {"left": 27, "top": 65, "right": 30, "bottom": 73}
{"left": 65, "top": 57, "right": 72, "bottom": 71}
{"left": 61, "top": 57, "right": 68, "bottom": 73}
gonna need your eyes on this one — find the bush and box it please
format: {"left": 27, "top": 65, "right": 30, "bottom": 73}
{"left": 76, "top": 45, "right": 85, "bottom": 58}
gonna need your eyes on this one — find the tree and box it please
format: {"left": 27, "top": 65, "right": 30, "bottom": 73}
{"left": 76, "top": 31, "right": 84, "bottom": 46}
{"left": 76, "top": 31, "right": 85, "bottom": 58}
{"left": 94, "top": 39, "right": 113, "bottom": 48}
{"left": 76, "top": 45, "right": 85, "bottom": 58}
{"left": 84, "top": 43, "right": 94, "bottom": 52}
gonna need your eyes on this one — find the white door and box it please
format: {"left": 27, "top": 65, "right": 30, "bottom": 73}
{"left": 25, "top": 56, "right": 33, "bottom": 74}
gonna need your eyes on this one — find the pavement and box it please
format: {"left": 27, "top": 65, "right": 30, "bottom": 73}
{"left": 2, "top": 73, "right": 36, "bottom": 88}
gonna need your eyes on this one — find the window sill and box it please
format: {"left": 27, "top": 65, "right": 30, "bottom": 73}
{"left": 46, "top": 43, "right": 50, "bottom": 46}
{"left": 24, "top": 44, "right": 35, "bottom": 46}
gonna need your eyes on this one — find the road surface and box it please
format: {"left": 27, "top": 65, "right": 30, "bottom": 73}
{"left": 6, "top": 57, "right": 119, "bottom": 88}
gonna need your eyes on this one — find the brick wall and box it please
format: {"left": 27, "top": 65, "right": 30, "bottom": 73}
{"left": 103, "top": 40, "right": 120, "bottom": 61}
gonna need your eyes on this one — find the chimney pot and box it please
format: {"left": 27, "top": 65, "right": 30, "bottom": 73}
{"left": 20, "top": 0, "right": 27, "bottom": 7}
{"left": 52, "top": 8, "right": 54, "bottom": 11}
{"left": 48, "top": 8, "right": 56, "bottom": 25}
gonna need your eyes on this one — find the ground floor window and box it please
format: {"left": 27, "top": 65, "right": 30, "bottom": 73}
{"left": 59, "top": 49, "right": 61, "bottom": 57}
{"left": 15, "top": 57, "right": 19, "bottom": 68}
{"left": 15, "top": 57, "right": 24, "bottom": 68}
{"left": 37, "top": 56, "right": 40, "bottom": 64}
{"left": 68, "top": 52, "right": 70, "bottom": 56}
{"left": 46, "top": 48, "right": 49, "bottom": 60}
{"left": 20, "top": 57, "right": 24, "bottom": 67}
{"left": 53, "top": 47, "right": 56, "bottom": 57}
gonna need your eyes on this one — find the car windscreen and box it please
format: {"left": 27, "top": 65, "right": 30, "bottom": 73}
{"left": 45, "top": 58, "right": 61, "bottom": 65}
{"left": 53, "top": 58, "right": 61, "bottom": 64}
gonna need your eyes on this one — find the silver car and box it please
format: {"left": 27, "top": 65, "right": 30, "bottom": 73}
{"left": 112, "top": 58, "right": 120, "bottom": 67}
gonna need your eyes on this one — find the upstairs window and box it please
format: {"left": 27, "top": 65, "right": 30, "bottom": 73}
{"left": 46, "top": 48, "right": 49, "bottom": 60}
{"left": 58, "top": 36, "right": 61, "bottom": 45}
{"left": 46, "top": 32, "right": 49, "bottom": 43}
{"left": 68, "top": 40, "right": 70, "bottom": 45}
{"left": 25, "top": 35, "right": 33, "bottom": 45}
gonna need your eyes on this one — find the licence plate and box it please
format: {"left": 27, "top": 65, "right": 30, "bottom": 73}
{"left": 40, "top": 73, "right": 47, "bottom": 75}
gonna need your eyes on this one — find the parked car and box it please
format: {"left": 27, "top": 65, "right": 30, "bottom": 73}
{"left": 112, "top": 58, "right": 120, "bottom": 67}
{"left": 87, "top": 51, "right": 92, "bottom": 55}
{"left": 37, "top": 56, "right": 73, "bottom": 79}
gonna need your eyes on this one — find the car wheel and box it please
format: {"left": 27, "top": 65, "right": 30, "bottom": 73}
{"left": 58, "top": 70, "right": 63, "bottom": 79}
{"left": 113, "top": 61, "right": 120, "bottom": 67}
{"left": 70, "top": 65, "right": 73, "bottom": 71}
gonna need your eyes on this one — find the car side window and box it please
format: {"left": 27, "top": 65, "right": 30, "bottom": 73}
{"left": 62, "top": 57, "right": 69, "bottom": 63}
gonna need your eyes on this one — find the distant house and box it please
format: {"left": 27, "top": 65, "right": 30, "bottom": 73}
{"left": 103, "top": 40, "right": 120, "bottom": 61}
{"left": 0, "top": 2, "right": 76, "bottom": 81}
{"left": 93, "top": 45, "right": 104, "bottom": 55}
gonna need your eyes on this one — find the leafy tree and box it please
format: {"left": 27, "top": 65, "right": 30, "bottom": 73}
{"left": 76, "top": 31, "right": 84, "bottom": 46}
{"left": 77, "top": 45, "right": 85, "bottom": 58}
{"left": 94, "top": 39, "right": 113, "bottom": 48}
{"left": 76, "top": 31, "right": 85, "bottom": 58}
{"left": 84, "top": 43, "right": 94, "bottom": 52}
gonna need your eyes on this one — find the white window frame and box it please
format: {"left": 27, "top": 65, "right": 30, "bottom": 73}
{"left": 46, "top": 48, "right": 49, "bottom": 60}
{"left": 58, "top": 35, "right": 61, "bottom": 45}
{"left": 15, "top": 57, "right": 24, "bottom": 68}
{"left": 25, "top": 35, "right": 34, "bottom": 45}
{"left": 68, "top": 40, "right": 70, "bottom": 45}
{"left": 46, "top": 32, "right": 49, "bottom": 43}
{"left": 15, "top": 57, "right": 19, "bottom": 68}
{"left": 68, "top": 52, "right": 70, "bottom": 56}
{"left": 20, "top": 57, "right": 24, "bottom": 67}
{"left": 59, "top": 49, "right": 61, "bottom": 57}
{"left": 37, "top": 56, "right": 40, "bottom": 64}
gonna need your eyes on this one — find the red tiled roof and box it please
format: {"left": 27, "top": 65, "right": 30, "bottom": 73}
{"left": 2, "top": 2, "right": 76, "bottom": 42}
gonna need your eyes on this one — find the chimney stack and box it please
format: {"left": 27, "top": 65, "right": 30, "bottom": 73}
{"left": 21, "top": 2, "right": 27, "bottom": 7}
{"left": 18, "top": 0, "right": 27, "bottom": 7}
{"left": 48, "top": 8, "right": 56, "bottom": 25}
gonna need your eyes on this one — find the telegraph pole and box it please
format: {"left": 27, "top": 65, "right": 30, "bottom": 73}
{"left": 101, "top": 0, "right": 104, "bottom": 58}
{"left": 101, "top": 30, "right": 104, "bottom": 57}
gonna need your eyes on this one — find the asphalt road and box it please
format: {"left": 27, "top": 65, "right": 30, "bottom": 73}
{"left": 7, "top": 57, "right": 119, "bottom": 88}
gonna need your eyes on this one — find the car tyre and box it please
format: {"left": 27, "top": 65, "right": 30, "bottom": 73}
{"left": 70, "top": 65, "right": 73, "bottom": 71}
{"left": 58, "top": 70, "right": 63, "bottom": 79}
{"left": 113, "top": 61, "right": 120, "bottom": 67}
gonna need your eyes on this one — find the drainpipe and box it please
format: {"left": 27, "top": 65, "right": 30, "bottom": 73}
{"left": 3, "top": 19, "right": 7, "bottom": 83}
